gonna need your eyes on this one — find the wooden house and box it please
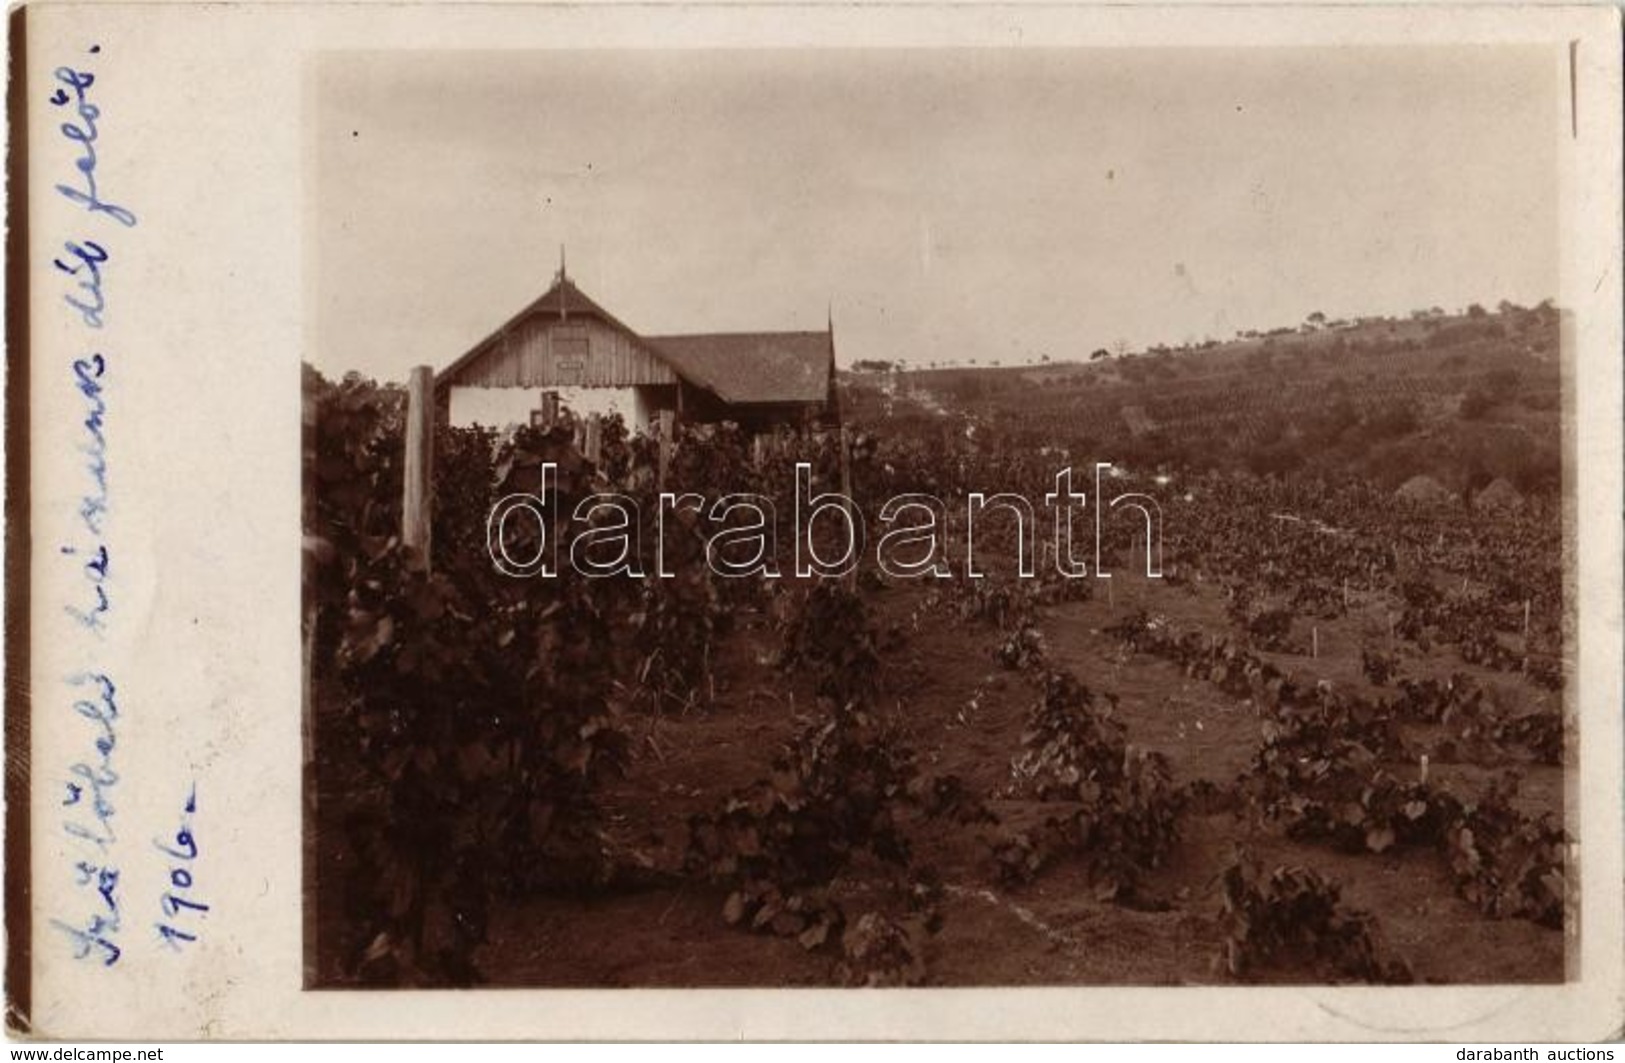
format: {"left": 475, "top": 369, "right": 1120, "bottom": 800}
{"left": 435, "top": 265, "right": 839, "bottom": 432}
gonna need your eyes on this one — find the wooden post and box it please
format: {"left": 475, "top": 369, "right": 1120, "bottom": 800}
{"left": 658, "top": 409, "right": 674, "bottom": 491}
{"left": 1312, "top": 626, "right": 1319, "bottom": 660}
{"left": 1523, "top": 599, "right": 1531, "bottom": 639}
{"left": 839, "top": 424, "right": 856, "bottom": 589}
{"left": 540, "top": 391, "right": 559, "bottom": 430}
{"left": 402, "top": 365, "right": 434, "bottom": 571}
{"left": 752, "top": 434, "right": 765, "bottom": 471}
{"left": 585, "top": 413, "right": 602, "bottom": 465}
{"left": 839, "top": 423, "right": 854, "bottom": 499}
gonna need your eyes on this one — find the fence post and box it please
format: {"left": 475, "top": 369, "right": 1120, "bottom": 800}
{"left": 540, "top": 390, "right": 559, "bottom": 430}
{"left": 839, "top": 423, "right": 854, "bottom": 499}
{"left": 585, "top": 412, "right": 602, "bottom": 465}
{"left": 839, "top": 423, "right": 856, "bottom": 590}
{"left": 402, "top": 365, "right": 434, "bottom": 571}
{"left": 658, "top": 409, "right": 674, "bottom": 491}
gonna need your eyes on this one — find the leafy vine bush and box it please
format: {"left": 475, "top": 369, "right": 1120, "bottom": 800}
{"left": 1218, "top": 852, "right": 1412, "bottom": 984}
{"left": 996, "top": 670, "right": 1183, "bottom": 901}
{"left": 626, "top": 576, "right": 718, "bottom": 714}
{"left": 308, "top": 368, "right": 933, "bottom": 984}
{"left": 1225, "top": 587, "right": 1301, "bottom": 652}
{"left": 1250, "top": 699, "right": 1565, "bottom": 927}
{"left": 307, "top": 371, "right": 405, "bottom": 661}
{"left": 309, "top": 376, "right": 637, "bottom": 986}
{"left": 1108, "top": 611, "right": 1562, "bottom": 767}
{"left": 995, "top": 624, "right": 1048, "bottom": 672}
{"left": 1360, "top": 647, "right": 1400, "bottom": 686}
{"left": 837, "top": 910, "right": 936, "bottom": 987}
{"left": 335, "top": 544, "right": 630, "bottom": 985}
{"left": 1106, "top": 610, "right": 1567, "bottom": 928}
{"left": 1398, "top": 591, "right": 1557, "bottom": 681}
{"left": 1484, "top": 711, "right": 1564, "bottom": 767}
{"left": 1392, "top": 674, "right": 1563, "bottom": 767}
{"left": 774, "top": 581, "right": 885, "bottom": 706}
{"left": 940, "top": 571, "right": 1026, "bottom": 628}
{"left": 1290, "top": 578, "right": 1349, "bottom": 620}
{"left": 683, "top": 701, "right": 938, "bottom": 974}
{"left": 1443, "top": 776, "right": 1568, "bottom": 926}
{"left": 622, "top": 495, "right": 722, "bottom": 715}
{"left": 934, "top": 567, "right": 1091, "bottom": 631}
{"left": 430, "top": 423, "right": 500, "bottom": 563}
{"left": 685, "top": 582, "right": 949, "bottom": 981}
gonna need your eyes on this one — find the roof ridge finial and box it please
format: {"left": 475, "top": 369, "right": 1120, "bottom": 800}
{"left": 558, "top": 244, "right": 568, "bottom": 321}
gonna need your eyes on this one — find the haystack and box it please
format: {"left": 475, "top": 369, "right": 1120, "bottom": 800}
{"left": 1394, "top": 474, "right": 1454, "bottom": 505}
{"left": 1475, "top": 477, "right": 1524, "bottom": 511}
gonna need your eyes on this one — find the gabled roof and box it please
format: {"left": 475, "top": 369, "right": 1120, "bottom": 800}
{"left": 437, "top": 277, "right": 646, "bottom": 390}
{"left": 438, "top": 275, "right": 833, "bottom": 407}
{"left": 646, "top": 331, "right": 832, "bottom": 405}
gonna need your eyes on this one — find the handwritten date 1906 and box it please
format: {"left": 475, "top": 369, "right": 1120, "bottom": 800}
{"left": 154, "top": 786, "right": 207, "bottom": 951}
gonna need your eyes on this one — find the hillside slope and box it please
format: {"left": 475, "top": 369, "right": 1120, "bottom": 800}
{"left": 843, "top": 304, "right": 1562, "bottom": 498}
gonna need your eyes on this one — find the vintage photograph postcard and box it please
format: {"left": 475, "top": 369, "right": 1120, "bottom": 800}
{"left": 9, "top": 0, "right": 1624, "bottom": 1042}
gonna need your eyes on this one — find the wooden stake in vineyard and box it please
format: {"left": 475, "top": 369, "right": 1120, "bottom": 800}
{"left": 657, "top": 409, "right": 674, "bottom": 491}
{"left": 585, "top": 412, "right": 602, "bottom": 465}
{"left": 839, "top": 423, "right": 856, "bottom": 590}
{"left": 402, "top": 364, "right": 434, "bottom": 572}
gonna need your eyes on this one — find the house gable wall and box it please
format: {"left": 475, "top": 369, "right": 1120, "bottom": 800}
{"left": 447, "top": 314, "right": 678, "bottom": 390}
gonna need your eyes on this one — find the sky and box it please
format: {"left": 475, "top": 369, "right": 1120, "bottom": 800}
{"left": 316, "top": 46, "right": 1561, "bottom": 382}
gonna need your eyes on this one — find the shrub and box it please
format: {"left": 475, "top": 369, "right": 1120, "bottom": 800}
{"left": 997, "top": 670, "right": 1183, "bottom": 899}
{"left": 1218, "top": 852, "right": 1412, "bottom": 983}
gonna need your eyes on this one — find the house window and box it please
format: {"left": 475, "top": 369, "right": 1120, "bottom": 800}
{"left": 552, "top": 326, "right": 588, "bottom": 385}
{"left": 553, "top": 326, "right": 588, "bottom": 359}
